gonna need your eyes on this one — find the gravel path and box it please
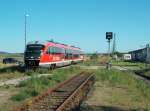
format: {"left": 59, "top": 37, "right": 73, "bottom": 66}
{"left": 80, "top": 65, "right": 105, "bottom": 70}
{"left": 112, "top": 66, "right": 128, "bottom": 71}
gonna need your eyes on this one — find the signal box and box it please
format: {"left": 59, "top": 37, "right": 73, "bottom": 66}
{"left": 106, "top": 32, "right": 113, "bottom": 40}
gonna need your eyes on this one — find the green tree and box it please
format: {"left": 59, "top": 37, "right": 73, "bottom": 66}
{"left": 90, "top": 52, "right": 98, "bottom": 60}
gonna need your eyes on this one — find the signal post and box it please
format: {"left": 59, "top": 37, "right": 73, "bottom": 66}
{"left": 106, "top": 32, "right": 113, "bottom": 70}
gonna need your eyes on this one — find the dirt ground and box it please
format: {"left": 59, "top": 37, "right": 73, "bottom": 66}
{"left": 0, "top": 90, "right": 11, "bottom": 105}
{"left": 0, "top": 87, "right": 20, "bottom": 111}
{"left": 80, "top": 82, "right": 150, "bottom": 111}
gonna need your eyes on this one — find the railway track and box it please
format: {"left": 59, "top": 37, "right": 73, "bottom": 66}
{"left": 13, "top": 72, "right": 95, "bottom": 111}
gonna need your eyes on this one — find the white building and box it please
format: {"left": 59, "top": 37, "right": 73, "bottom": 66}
{"left": 123, "top": 54, "right": 132, "bottom": 61}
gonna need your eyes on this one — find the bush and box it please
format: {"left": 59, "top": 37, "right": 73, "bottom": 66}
{"left": 12, "top": 76, "right": 52, "bottom": 101}
{"left": 90, "top": 53, "right": 98, "bottom": 60}
{"left": 98, "top": 56, "right": 109, "bottom": 65}
{"left": 11, "top": 90, "right": 30, "bottom": 101}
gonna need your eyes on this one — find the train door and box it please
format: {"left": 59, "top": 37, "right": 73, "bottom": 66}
{"left": 40, "top": 46, "right": 52, "bottom": 65}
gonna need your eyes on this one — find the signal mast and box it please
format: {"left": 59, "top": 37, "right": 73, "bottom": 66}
{"left": 106, "top": 32, "right": 113, "bottom": 69}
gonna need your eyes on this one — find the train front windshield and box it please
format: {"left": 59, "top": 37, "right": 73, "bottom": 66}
{"left": 25, "top": 45, "right": 45, "bottom": 58}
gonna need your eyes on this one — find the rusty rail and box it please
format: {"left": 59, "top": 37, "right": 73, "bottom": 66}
{"left": 13, "top": 72, "right": 95, "bottom": 111}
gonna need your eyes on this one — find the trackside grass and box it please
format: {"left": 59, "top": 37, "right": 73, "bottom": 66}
{"left": 95, "top": 69, "right": 150, "bottom": 97}
{"left": 0, "top": 63, "right": 26, "bottom": 81}
{"left": 93, "top": 69, "right": 150, "bottom": 110}
{"left": 142, "top": 70, "right": 150, "bottom": 78}
{"left": 10, "top": 66, "right": 83, "bottom": 101}
{"left": 111, "top": 60, "right": 150, "bottom": 70}
{"left": 82, "top": 56, "right": 109, "bottom": 66}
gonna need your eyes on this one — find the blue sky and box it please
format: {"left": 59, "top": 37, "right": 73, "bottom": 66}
{"left": 0, "top": 0, "right": 150, "bottom": 53}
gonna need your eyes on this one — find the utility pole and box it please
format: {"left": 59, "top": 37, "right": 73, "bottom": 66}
{"left": 146, "top": 44, "right": 150, "bottom": 63}
{"left": 112, "top": 33, "right": 116, "bottom": 54}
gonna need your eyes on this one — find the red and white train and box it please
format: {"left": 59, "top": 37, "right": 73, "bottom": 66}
{"left": 24, "top": 41, "right": 84, "bottom": 68}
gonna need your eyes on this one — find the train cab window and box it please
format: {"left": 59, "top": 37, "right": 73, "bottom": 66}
{"left": 25, "top": 44, "right": 45, "bottom": 57}
{"left": 26, "top": 45, "right": 45, "bottom": 51}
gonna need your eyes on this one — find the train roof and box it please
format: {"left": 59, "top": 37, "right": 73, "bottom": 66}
{"left": 27, "top": 40, "right": 82, "bottom": 51}
{"left": 27, "top": 41, "right": 46, "bottom": 45}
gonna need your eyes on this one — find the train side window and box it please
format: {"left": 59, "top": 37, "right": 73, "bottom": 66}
{"left": 55, "top": 47, "right": 59, "bottom": 54}
{"left": 54, "top": 47, "right": 64, "bottom": 54}
{"left": 59, "top": 47, "right": 63, "bottom": 54}
{"left": 62, "top": 48, "right": 65, "bottom": 54}
{"left": 60, "top": 48, "right": 64, "bottom": 54}
{"left": 47, "top": 47, "right": 54, "bottom": 54}
{"left": 54, "top": 47, "right": 57, "bottom": 54}
{"left": 48, "top": 47, "right": 65, "bottom": 55}
{"left": 65, "top": 49, "right": 72, "bottom": 59}
{"left": 51, "top": 47, "right": 55, "bottom": 54}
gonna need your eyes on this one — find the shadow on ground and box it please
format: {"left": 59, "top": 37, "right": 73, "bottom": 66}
{"left": 0, "top": 65, "right": 51, "bottom": 74}
{"left": 0, "top": 66, "right": 25, "bottom": 73}
{"left": 80, "top": 105, "right": 147, "bottom": 111}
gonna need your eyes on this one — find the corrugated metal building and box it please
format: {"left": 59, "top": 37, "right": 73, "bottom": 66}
{"left": 129, "top": 44, "right": 150, "bottom": 63}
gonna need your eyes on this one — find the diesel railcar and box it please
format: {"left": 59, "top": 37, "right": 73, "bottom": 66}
{"left": 24, "top": 41, "right": 84, "bottom": 68}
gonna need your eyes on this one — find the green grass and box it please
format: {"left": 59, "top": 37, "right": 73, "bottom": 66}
{"left": 24, "top": 68, "right": 51, "bottom": 76}
{"left": 82, "top": 56, "right": 110, "bottom": 66}
{"left": 0, "top": 63, "right": 52, "bottom": 81}
{"left": 82, "top": 56, "right": 150, "bottom": 70}
{"left": 143, "top": 70, "right": 150, "bottom": 78}
{"left": 11, "top": 66, "right": 83, "bottom": 102}
{"left": 11, "top": 76, "right": 53, "bottom": 101}
{"left": 95, "top": 69, "right": 150, "bottom": 105}
{"left": 111, "top": 60, "right": 150, "bottom": 68}
{"left": 82, "top": 59, "right": 100, "bottom": 66}
{"left": 0, "top": 63, "right": 25, "bottom": 81}
{"left": 92, "top": 69, "right": 150, "bottom": 110}
{"left": 0, "top": 53, "right": 23, "bottom": 59}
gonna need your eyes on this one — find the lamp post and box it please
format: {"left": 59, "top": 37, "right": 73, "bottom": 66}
{"left": 24, "top": 13, "right": 29, "bottom": 49}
